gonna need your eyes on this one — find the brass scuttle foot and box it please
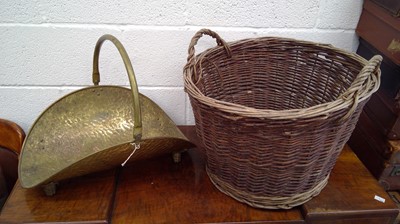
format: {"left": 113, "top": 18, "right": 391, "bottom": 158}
{"left": 42, "top": 182, "right": 58, "bottom": 196}
{"left": 172, "top": 152, "right": 182, "bottom": 163}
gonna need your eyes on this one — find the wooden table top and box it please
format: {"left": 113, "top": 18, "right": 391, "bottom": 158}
{"left": 0, "top": 126, "right": 398, "bottom": 224}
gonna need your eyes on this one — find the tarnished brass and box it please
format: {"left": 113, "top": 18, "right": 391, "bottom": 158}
{"left": 19, "top": 35, "right": 193, "bottom": 189}
{"left": 388, "top": 39, "right": 400, "bottom": 54}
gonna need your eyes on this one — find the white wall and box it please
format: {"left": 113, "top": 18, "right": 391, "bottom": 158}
{"left": 0, "top": 0, "right": 364, "bottom": 132}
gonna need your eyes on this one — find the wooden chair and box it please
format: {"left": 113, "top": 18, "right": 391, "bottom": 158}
{"left": 0, "top": 118, "right": 25, "bottom": 209}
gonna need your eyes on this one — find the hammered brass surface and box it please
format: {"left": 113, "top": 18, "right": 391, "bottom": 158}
{"left": 19, "top": 34, "right": 193, "bottom": 188}
{"left": 92, "top": 34, "right": 143, "bottom": 142}
{"left": 19, "top": 86, "right": 192, "bottom": 188}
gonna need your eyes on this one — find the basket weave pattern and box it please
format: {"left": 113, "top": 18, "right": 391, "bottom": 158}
{"left": 184, "top": 29, "right": 382, "bottom": 209}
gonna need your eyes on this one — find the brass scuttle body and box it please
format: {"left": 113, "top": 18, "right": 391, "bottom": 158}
{"left": 19, "top": 35, "right": 193, "bottom": 189}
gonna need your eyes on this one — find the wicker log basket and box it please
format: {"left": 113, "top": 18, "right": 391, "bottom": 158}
{"left": 183, "top": 29, "right": 382, "bottom": 209}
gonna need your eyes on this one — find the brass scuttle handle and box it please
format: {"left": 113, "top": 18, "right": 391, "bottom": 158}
{"left": 92, "top": 34, "right": 143, "bottom": 144}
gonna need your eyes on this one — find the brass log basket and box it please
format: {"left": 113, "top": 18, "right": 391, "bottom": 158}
{"left": 18, "top": 35, "right": 193, "bottom": 194}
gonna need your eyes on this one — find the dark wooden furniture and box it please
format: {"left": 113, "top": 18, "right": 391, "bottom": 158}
{"left": 357, "top": 0, "right": 400, "bottom": 67}
{"left": 0, "top": 118, "right": 25, "bottom": 154}
{"left": 371, "top": 0, "right": 400, "bottom": 17}
{"left": 0, "top": 118, "right": 25, "bottom": 209}
{"left": 0, "top": 126, "right": 398, "bottom": 223}
{"left": 348, "top": 0, "right": 400, "bottom": 190}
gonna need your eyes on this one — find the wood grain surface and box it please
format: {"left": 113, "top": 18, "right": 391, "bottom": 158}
{"left": 303, "top": 145, "right": 398, "bottom": 224}
{"left": 0, "top": 169, "right": 117, "bottom": 223}
{"left": 111, "top": 127, "right": 304, "bottom": 223}
{"left": 0, "top": 126, "right": 398, "bottom": 223}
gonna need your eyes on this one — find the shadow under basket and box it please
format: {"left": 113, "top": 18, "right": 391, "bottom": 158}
{"left": 184, "top": 29, "right": 382, "bottom": 209}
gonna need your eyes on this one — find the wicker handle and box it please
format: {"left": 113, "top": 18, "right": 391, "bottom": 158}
{"left": 341, "top": 55, "right": 382, "bottom": 121}
{"left": 187, "top": 29, "right": 232, "bottom": 63}
{"left": 92, "top": 34, "right": 142, "bottom": 143}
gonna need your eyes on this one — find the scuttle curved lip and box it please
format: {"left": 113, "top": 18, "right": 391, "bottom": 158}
{"left": 19, "top": 85, "right": 193, "bottom": 188}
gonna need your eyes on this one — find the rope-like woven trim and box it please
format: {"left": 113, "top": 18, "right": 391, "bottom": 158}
{"left": 207, "top": 167, "right": 329, "bottom": 209}
{"left": 184, "top": 31, "right": 382, "bottom": 120}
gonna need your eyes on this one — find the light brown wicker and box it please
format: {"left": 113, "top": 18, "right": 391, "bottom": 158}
{"left": 183, "top": 29, "right": 382, "bottom": 209}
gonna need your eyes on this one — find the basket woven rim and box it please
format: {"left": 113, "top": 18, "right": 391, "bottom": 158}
{"left": 184, "top": 35, "right": 381, "bottom": 120}
{"left": 207, "top": 166, "right": 329, "bottom": 209}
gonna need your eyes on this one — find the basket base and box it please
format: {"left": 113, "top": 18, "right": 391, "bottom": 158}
{"left": 206, "top": 167, "right": 329, "bottom": 209}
